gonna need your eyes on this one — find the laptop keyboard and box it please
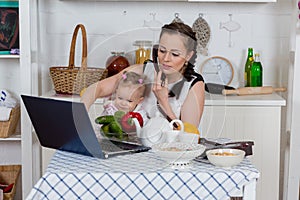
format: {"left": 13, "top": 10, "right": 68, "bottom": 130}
{"left": 99, "top": 139, "right": 125, "bottom": 152}
{"left": 99, "top": 139, "right": 145, "bottom": 152}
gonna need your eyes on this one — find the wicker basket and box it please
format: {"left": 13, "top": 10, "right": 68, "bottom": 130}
{"left": 0, "top": 106, "right": 20, "bottom": 138}
{"left": 50, "top": 24, "right": 107, "bottom": 95}
{"left": 0, "top": 165, "right": 21, "bottom": 200}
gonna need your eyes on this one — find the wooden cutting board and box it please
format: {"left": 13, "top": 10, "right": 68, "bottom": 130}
{"left": 222, "top": 86, "right": 287, "bottom": 96}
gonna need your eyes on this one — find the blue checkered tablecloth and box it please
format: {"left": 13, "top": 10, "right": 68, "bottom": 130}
{"left": 27, "top": 150, "right": 259, "bottom": 200}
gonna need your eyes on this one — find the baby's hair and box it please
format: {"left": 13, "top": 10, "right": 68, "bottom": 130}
{"left": 118, "top": 71, "right": 147, "bottom": 97}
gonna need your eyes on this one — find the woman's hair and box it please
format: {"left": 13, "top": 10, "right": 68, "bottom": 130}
{"left": 118, "top": 71, "right": 147, "bottom": 97}
{"left": 159, "top": 22, "right": 197, "bottom": 82}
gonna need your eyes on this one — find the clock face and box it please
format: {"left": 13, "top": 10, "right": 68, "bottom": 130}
{"left": 200, "top": 56, "right": 234, "bottom": 85}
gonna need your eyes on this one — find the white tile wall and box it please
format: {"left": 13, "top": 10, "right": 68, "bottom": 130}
{"left": 35, "top": 0, "right": 293, "bottom": 93}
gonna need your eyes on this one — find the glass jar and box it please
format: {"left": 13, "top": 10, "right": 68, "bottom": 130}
{"left": 106, "top": 52, "right": 130, "bottom": 77}
{"left": 133, "top": 40, "right": 152, "bottom": 64}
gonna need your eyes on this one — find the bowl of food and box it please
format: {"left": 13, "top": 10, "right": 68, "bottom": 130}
{"left": 206, "top": 148, "right": 245, "bottom": 168}
{"left": 151, "top": 142, "right": 206, "bottom": 165}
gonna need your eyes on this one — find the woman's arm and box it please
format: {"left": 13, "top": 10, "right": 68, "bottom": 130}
{"left": 81, "top": 75, "right": 119, "bottom": 110}
{"left": 153, "top": 72, "right": 205, "bottom": 126}
{"left": 81, "top": 64, "right": 143, "bottom": 110}
{"left": 180, "top": 81, "right": 205, "bottom": 127}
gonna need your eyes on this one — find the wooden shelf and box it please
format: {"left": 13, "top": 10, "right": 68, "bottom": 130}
{"left": 0, "top": 133, "right": 21, "bottom": 141}
{"left": 0, "top": 55, "right": 20, "bottom": 59}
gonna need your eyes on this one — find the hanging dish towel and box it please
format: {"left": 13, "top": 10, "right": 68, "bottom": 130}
{"left": 0, "top": 89, "right": 18, "bottom": 108}
{"left": 0, "top": 106, "right": 12, "bottom": 121}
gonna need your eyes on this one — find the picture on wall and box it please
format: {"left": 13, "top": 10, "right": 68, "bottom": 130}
{"left": 0, "top": 1, "right": 19, "bottom": 55}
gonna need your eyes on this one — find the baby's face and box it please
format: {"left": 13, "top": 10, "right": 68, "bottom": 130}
{"left": 114, "top": 85, "right": 143, "bottom": 112}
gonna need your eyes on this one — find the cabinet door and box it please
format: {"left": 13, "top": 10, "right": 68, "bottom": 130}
{"left": 200, "top": 106, "right": 281, "bottom": 200}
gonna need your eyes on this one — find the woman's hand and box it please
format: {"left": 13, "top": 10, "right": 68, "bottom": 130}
{"left": 152, "top": 70, "right": 169, "bottom": 103}
{"left": 152, "top": 71, "right": 177, "bottom": 121}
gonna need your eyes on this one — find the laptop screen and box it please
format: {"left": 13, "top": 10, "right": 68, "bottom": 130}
{"left": 21, "top": 95, "right": 105, "bottom": 158}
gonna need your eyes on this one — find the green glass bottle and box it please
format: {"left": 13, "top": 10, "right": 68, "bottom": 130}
{"left": 244, "top": 48, "right": 254, "bottom": 87}
{"left": 250, "top": 53, "right": 263, "bottom": 87}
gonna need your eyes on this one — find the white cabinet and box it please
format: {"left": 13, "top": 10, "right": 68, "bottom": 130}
{"left": 0, "top": 137, "right": 22, "bottom": 199}
{"left": 200, "top": 93, "right": 286, "bottom": 200}
{"left": 0, "top": 137, "right": 21, "bottom": 164}
{"left": 0, "top": 57, "right": 21, "bottom": 160}
{"left": 0, "top": 36, "right": 22, "bottom": 200}
{"left": 19, "top": 0, "right": 41, "bottom": 197}
{"left": 284, "top": 27, "right": 300, "bottom": 198}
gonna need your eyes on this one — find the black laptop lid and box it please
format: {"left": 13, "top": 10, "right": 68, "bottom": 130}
{"left": 21, "top": 95, "right": 104, "bottom": 158}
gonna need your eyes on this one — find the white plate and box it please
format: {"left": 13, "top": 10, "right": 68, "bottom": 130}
{"left": 152, "top": 142, "right": 206, "bottom": 165}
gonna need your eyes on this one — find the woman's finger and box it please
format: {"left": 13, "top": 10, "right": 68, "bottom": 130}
{"left": 155, "top": 71, "right": 163, "bottom": 87}
{"left": 164, "top": 76, "right": 168, "bottom": 87}
{"left": 154, "top": 68, "right": 159, "bottom": 84}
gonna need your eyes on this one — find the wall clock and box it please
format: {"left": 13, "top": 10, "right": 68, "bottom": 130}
{"left": 199, "top": 56, "right": 234, "bottom": 85}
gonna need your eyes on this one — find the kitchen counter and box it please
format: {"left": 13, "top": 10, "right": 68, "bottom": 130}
{"left": 43, "top": 90, "right": 104, "bottom": 104}
{"left": 44, "top": 90, "right": 286, "bottom": 106}
{"left": 204, "top": 92, "right": 286, "bottom": 106}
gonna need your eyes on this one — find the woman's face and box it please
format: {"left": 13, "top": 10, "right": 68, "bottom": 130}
{"left": 158, "top": 33, "right": 193, "bottom": 75}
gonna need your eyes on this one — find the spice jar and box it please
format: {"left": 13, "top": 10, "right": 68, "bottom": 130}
{"left": 133, "top": 40, "right": 152, "bottom": 64}
{"left": 106, "top": 52, "right": 130, "bottom": 77}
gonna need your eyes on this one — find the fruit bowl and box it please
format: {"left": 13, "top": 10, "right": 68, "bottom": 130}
{"left": 151, "top": 142, "right": 206, "bottom": 165}
{"left": 206, "top": 148, "right": 245, "bottom": 168}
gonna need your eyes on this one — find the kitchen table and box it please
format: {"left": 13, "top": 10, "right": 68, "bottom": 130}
{"left": 27, "top": 149, "right": 259, "bottom": 200}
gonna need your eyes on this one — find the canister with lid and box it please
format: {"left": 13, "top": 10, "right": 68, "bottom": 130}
{"left": 105, "top": 52, "right": 130, "bottom": 77}
{"left": 133, "top": 40, "right": 152, "bottom": 64}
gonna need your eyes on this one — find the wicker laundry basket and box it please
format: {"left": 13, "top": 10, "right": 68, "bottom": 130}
{"left": 0, "top": 165, "right": 21, "bottom": 200}
{"left": 0, "top": 106, "right": 20, "bottom": 138}
{"left": 50, "top": 24, "right": 107, "bottom": 95}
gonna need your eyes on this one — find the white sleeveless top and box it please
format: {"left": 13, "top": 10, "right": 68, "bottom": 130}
{"left": 141, "top": 62, "right": 197, "bottom": 119}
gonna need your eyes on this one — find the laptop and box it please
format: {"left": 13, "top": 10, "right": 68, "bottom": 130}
{"left": 21, "top": 95, "right": 151, "bottom": 159}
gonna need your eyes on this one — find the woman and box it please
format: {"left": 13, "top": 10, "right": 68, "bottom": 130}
{"left": 81, "top": 22, "right": 205, "bottom": 127}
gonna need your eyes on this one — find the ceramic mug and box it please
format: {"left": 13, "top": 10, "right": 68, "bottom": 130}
{"left": 164, "top": 119, "right": 184, "bottom": 143}
{"left": 164, "top": 130, "right": 181, "bottom": 143}
{"left": 178, "top": 133, "right": 199, "bottom": 144}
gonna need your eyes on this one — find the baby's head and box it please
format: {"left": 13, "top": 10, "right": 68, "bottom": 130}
{"left": 114, "top": 71, "right": 147, "bottom": 112}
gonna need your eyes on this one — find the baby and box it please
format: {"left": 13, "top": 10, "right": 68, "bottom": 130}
{"left": 101, "top": 71, "right": 148, "bottom": 122}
